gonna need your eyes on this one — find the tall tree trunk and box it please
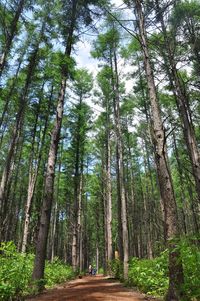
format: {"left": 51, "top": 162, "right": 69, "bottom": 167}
{"left": 21, "top": 83, "right": 45, "bottom": 253}
{"left": 32, "top": 75, "right": 66, "bottom": 282}
{"left": 50, "top": 140, "right": 63, "bottom": 261}
{"left": 77, "top": 171, "right": 83, "bottom": 272}
{"left": 32, "top": 1, "right": 77, "bottom": 283}
{"left": 0, "top": 24, "right": 45, "bottom": 240}
{"left": 3, "top": 135, "right": 24, "bottom": 242}
{"left": 72, "top": 95, "right": 83, "bottom": 272}
{"left": 155, "top": 0, "right": 200, "bottom": 204}
{"left": 172, "top": 131, "right": 188, "bottom": 235}
{"left": 106, "top": 136, "right": 113, "bottom": 264}
{"left": 134, "top": 0, "right": 184, "bottom": 299}
{"left": 0, "top": 0, "right": 25, "bottom": 77}
{"left": 104, "top": 101, "right": 113, "bottom": 273}
{"left": 111, "top": 45, "right": 129, "bottom": 279}
{"left": 102, "top": 156, "right": 108, "bottom": 273}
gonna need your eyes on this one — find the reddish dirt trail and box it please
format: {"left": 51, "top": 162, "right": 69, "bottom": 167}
{"left": 26, "top": 275, "right": 159, "bottom": 301}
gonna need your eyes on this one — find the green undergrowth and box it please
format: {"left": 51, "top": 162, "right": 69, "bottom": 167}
{"left": 0, "top": 242, "right": 74, "bottom": 301}
{"left": 111, "top": 238, "right": 200, "bottom": 300}
{"left": 128, "top": 250, "right": 168, "bottom": 298}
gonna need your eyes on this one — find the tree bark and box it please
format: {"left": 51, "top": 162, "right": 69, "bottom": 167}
{"left": 32, "top": 0, "right": 77, "bottom": 283}
{"left": 134, "top": 0, "right": 184, "bottom": 299}
{"left": 0, "top": 23, "right": 45, "bottom": 240}
{"left": 111, "top": 44, "right": 129, "bottom": 280}
{"left": 155, "top": 0, "right": 200, "bottom": 204}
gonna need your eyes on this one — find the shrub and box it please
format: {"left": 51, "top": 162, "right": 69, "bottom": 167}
{"left": 0, "top": 241, "right": 33, "bottom": 300}
{"left": 109, "top": 259, "right": 123, "bottom": 280}
{"left": 128, "top": 250, "right": 168, "bottom": 297}
{"left": 0, "top": 242, "right": 74, "bottom": 300}
{"left": 127, "top": 238, "right": 200, "bottom": 299}
{"left": 45, "top": 257, "right": 74, "bottom": 287}
{"left": 180, "top": 237, "right": 200, "bottom": 299}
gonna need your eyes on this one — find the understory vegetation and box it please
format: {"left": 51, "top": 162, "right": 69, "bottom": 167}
{"left": 111, "top": 238, "right": 200, "bottom": 300}
{"left": 0, "top": 242, "right": 74, "bottom": 301}
{"left": 1, "top": 239, "right": 200, "bottom": 300}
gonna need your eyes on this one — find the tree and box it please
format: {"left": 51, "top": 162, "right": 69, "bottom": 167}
{"left": 0, "top": 0, "right": 26, "bottom": 77}
{"left": 69, "top": 68, "right": 93, "bottom": 272}
{"left": 32, "top": 0, "right": 107, "bottom": 285}
{"left": 92, "top": 22, "right": 129, "bottom": 279}
{"left": 131, "top": 0, "right": 185, "bottom": 299}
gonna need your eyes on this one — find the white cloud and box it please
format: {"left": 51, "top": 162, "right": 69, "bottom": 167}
{"left": 74, "top": 40, "right": 98, "bottom": 75}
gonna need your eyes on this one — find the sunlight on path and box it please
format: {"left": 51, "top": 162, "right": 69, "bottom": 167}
{"left": 26, "top": 275, "right": 159, "bottom": 301}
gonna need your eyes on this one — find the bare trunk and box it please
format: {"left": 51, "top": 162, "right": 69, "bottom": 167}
{"left": 102, "top": 159, "right": 108, "bottom": 273}
{"left": 21, "top": 169, "right": 38, "bottom": 253}
{"left": 112, "top": 46, "right": 129, "bottom": 279}
{"left": 106, "top": 138, "right": 113, "bottom": 263}
{"left": 72, "top": 98, "right": 82, "bottom": 272}
{"left": 0, "top": 25, "right": 44, "bottom": 239}
{"left": 50, "top": 201, "right": 58, "bottom": 262}
{"left": 32, "top": 77, "right": 66, "bottom": 282}
{"left": 96, "top": 244, "right": 99, "bottom": 274}
{"left": 32, "top": 0, "right": 77, "bottom": 283}
{"left": 155, "top": 0, "right": 200, "bottom": 204}
{"left": 21, "top": 84, "right": 46, "bottom": 253}
{"left": 134, "top": 0, "right": 184, "bottom": 299}
{"left": 77, "top": 172, "right": 83, "bottom": 272}
{"left": 172, "top": 131, "right": 188, "bottom": 235}
{"left": 104, "top": 105, "right": 113, "bottom": 273}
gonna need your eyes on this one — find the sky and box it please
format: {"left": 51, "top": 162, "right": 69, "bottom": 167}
{"left": 74, "top": 0, "right": 135, "bottom": 104}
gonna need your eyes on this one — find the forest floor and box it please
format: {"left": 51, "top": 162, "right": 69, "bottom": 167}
{"left": 26, "top": 275, "right": 161, "bottom": 301}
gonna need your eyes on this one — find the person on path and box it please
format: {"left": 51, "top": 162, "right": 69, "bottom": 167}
{"left": 88, "top": 264, "right": 92, "bottom": 276}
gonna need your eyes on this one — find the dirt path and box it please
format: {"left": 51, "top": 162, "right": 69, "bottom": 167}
{"left": 26, "top": 275, "right": 160, "bottom": 301}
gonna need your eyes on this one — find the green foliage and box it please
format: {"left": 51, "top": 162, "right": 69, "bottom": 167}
{"left": 128, "top": 251, "right": 168, "bottom": 297}
{"left": 0, "top": 242, "right": 74, "bottom": 300}
{"left": 0, "top": 242, "right": 33, "bottom": 300}
{"left": 127, "top": 241, "right": 200, "bottom": 299}
{"left": 180, "top": 238, "right": 200, "bottom": 299}
{"left": 109, "top": 259, "right": 123, "bottom": 280}
{"left": 45, "top": 257, "right": 74, "bottom": 287}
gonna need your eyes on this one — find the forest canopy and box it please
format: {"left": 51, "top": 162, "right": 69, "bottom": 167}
{"left": 0, "top": 0, "right": 200, "bottom": 300}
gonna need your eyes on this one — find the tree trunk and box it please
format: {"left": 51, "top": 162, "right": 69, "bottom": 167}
{"left": 32, "top": 76, "right": 67, "bottom": 282}
{"left": 111, "top": 45, "right": 129, "bottom": 279}
{"left": 106, "top": 137, "right": 113, "bottom": 263}
{"left": 104, "top": 102, "right": 113, "bottom": 273}
{"left": 32, "top": 1, "right": 77, "bottom": 283}
{"left": 155, "top": 0, "right": 200, "bottom": 204}
{"left": 0, "top": 24, "right": 45, "bottom": 240}
{"left": 77, "top": 172, "right": 83, "bottom": 272}
{"left": 134, "top": 0, "right": 184, "bottom": 299}
{"left": 172, "top": 131, "right": 188, "bottom": 235}
{"left": 50, "top": 140, "right": 63, "bottom": 261}
{"left": 72, "top": 95, "right": 83, "bottom": 272}
{"left": 21, "top": 83, "right": 45, "bottom": 253}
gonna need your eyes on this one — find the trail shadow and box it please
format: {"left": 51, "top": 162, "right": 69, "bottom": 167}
{"left": 25, "top": 276, "right": 158, "bottom": 301}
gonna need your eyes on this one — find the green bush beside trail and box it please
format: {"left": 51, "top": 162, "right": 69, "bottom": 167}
{"left": 110, "top": 238, "right": 200, "bottom": 300}
{"left": 0, "top": 242, "right": 74, "bottom": 301}
{"left": 128, "top": 251, "right": 168, "bottom": 297}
